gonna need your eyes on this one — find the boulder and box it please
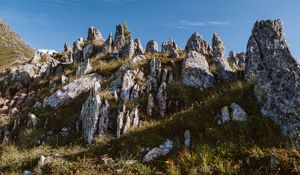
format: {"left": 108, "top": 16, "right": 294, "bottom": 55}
{"left": 212, "top": 33, "right": 235, "bottom": 80}
{"left": 230, "top": 103, "right": 247, "bottom": 121}
{"left": 244, "top": 19, "right": 300, "bottom": 134}
{"left": 76, "top": 59, "right": 93, "bottom": 77}
{"left": 145, "top": 40, "right": 158, "bottom": 53}
{"left": 72, "top": 37, "right": 84, "bottom": 62}
{"left": 143, "top": 139, "right": 173, "bottom": 163}
{"left": 99, "top": 33, "right": 113, "bottom": 55}
{"left": 161, "top": 39, "right": 179, "bottom": 58}
{"left": 217, "top": 106, "right": 230, "bottom": 124}
{"left": 182, "top": 51, "right": 215, "bottom": 90}
{"left": 43, "top": 74, "right": 101, "bottom": 108}
{"left": 185, "top": 32, "right": 212, "bottom": 57}
{"left": 134, "top": 38, "right": 144, "bottom": 54}
{"left": 87, "top": 26, "right": 103, "bottom": 41}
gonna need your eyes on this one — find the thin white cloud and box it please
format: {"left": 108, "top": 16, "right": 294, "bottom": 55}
{"left": 166, "top": 20, "right": 231, "bottom": 29}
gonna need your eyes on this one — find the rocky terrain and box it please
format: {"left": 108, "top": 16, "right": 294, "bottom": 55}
{"left": 0, "top": 19, "right": 299, "bottom": 174}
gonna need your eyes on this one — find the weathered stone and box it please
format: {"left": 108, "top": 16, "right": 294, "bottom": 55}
{"left": 114, "top": 24, "right": 126, "bottom": 51}
{"left": 212, "top": 33, "right": 235, "bottom": 80}
{"left": 230, "top": 103, "right": 247, "bottom": 121}
{"left": 161, "top": 39, "right": 179, "bottom": 58}
{"left": 228, "top": 51, "right": 246, "bottom": 70}
{"left": 119, "top": 39, "right": 135, "bottom": 59}
{"left": 121, "top": 69, "right": 146, "bottom": 102}
{"left": 61, "top": 75, "right": 68, "bottom": 86}
{"left": 145, "top": 40, "right": 158, "bottom": 53}
{"left": 244, "top": 19, "right": 300, "bottom": 134}
{"left": 116, "top": 106, "right": 125, "bottom": 138}
{"left": 44, "top": 74, "right": 101, "bottom": 108}
{"left": 147, "top": 93, "right": 155, "bottom": 117}
{"left": 76, "top": 59, "right": 93, "bottom": 77}
{"left": 184, "top": 130, "right": 191, "bottom": 147}
{"left": 100, "top": 33, "right": 113, "bottom": 55}
{"left": 185, "top": 32, "right": 212, "bottom": 57}
{"left": 134, "top": 38, "right": 144, "bottom": 54}
{"left": 130, "top": 54, "right": 146, "bottom": 64}
{"left": 150, "top": 58, "right": 162, "bottom": 80}
{"left": 83, "top": 44, "right": 93, "bottom": 60}
{"left": 72, "top": 37, "right": 84, "bottom": 62}
{"left": 156, "top": 82, "right": 167, "bottom": 117}
{"left": 27, "top": 113, "right": 38, "bottom": 129}
{"left": 182, "top": 51, "right": 215, "bottom": 90}
{"left": 217, "top": 106, "right": 230, "bottom": 124}
{"left": 143, "top": 139, "right": 173, "bottom": 163}
{"left": 87, "top": 26, "right": 103, "bottom": 41}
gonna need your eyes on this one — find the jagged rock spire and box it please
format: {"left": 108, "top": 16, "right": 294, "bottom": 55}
{"left": 114, "top": 24, "right": 126, "bottom": 51}
{"left": 145, "top": 40, "right": 158, "bottom": 53}
{"left": 185, "top": 32, "right": 212, "bottom": 57}
{"left": 87, "top": 26, "right": 103, "bottom": 41}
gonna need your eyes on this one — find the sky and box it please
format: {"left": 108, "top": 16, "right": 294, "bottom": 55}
{"left": 0, "top": 0, "right": 300, "bottom": 59}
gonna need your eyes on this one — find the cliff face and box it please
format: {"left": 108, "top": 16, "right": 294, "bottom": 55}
{"left": 0, "top": 17, "right": 34, "bottom": 70}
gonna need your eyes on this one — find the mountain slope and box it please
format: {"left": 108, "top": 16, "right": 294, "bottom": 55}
{"left": 0, "top": 17, "right": 34, "bottom": 71}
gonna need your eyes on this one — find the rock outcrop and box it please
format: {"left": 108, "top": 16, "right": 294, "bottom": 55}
{"left": 212, "top": 33, "right": 235, "bottom": 80}
{"left": 87, "top": 26, "right": 103, "bottom": 41}
{"left": 228, "top": 51, "right": 246, "bottom": 71}
{"left": 72, "top": 37, "right": 85, "bottom": 62}
{"left": 79, "top": 81, "right": 110, "bottom": 144}
{"left": 119, "top": 39, "right": 135, "bottom": 59}
{"left": 76, "top": 59, "right": 93, "bottom": 77}
{"left": 121, "top": 69, "right": 146, "bottom": 102}
{"left": 134, "top": 38, "right": 144, "bottom": 55}
{"left": 145, "top": 40, "right": 158, "bottom": 53}
{"left": 182, "top": 51, "right": 215, "bottom": 90}
{"left": 161, "top": 39, "right": 179, "bottom": 58}
{"left": 116, "top": 105, "right": 140, "bottom": 137}
{"left": 143, "top": 139, "right": 173, "bottom": 163}
{"left": 245, "top": 19, "right": 300, "bottom": 134}
{"left": 114, "top": 24, "right": 126, "bottom": 51}
{"left": 185, "top": 32, "right": 212, "bottom": 57}
{"left": 217, "top": 103, "right": 248, "bottom": 124}
{"left": 83, "top": 44, "right": 93, "bottom": 60}
{"left": 43, "top": 74, "right": 101, "bottom": 108}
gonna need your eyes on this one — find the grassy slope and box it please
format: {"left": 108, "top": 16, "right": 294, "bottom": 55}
{"left": 0, "top": 54, "right": 299, "bottom": 174}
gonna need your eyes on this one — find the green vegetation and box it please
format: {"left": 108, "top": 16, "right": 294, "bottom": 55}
{"left": 122, "top": 22, "right": 131, "bottom": 41}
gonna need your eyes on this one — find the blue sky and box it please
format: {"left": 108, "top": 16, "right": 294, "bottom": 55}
{"left": 1, "top": 0, "right": 300, "bottom": 59}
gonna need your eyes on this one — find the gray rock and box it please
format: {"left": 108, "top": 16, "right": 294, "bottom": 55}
{"left": 83, "top": 44, "right": 93, "bottom": 60}
{"left": 244, "top": 19, "right": 300, "bottom": 134}
{"left": 61, "top": 75, "right": 68, "bottom": 86}
{"left": 184, "top": 130, "right": 191, "bottom": 147}
{"left": 114, "top": 24, "right": 126, "bottom": 51}
{"left": 116, "top": 106, "right": 125, "bottom": 138}
{"left": 44, "top": 74, "right": 101, "bottom": 108}
{"left": 185, "top": 32, "right": 212, "bottom": 57}
{"left": 182, "top": 51, "right": 215, "bottom": 90}
{"left": 87, "top": 26, "right": 103, "bottom": 41}
{"left": 100, "top": 33, "right": 113, "bottom": 55}
{"left": 212, "top": 33, "right": 235, "bottom": 80}
{"left": 147, "top": 93, "right": 155, "bottom": 117}
{"left": 143, "top": 139, "right": 173, "bottom": 163}
{"left": 161, "top": 39, "right": 179, "bottom": 58}
{"left": 228, "top": 51, "right": 246, "bottom": 71}
{"left": 121, "top": 69, "right": 146, "bottom": 102}
{"left": 27, "top": 113, "right": 38, "bottom": 129}
{"left": 76, "top": 59, "right": 93, "bottom": 77}
{"left": 156, "top": 82, "right": 167, "bottom": 117}
{"left": 145, "top": 40, "right": 158, "bottom": 53}
{"left": 149, "top": 58, "right": 162, "bottom": 80}
{"left": 116, "top": 105, "right": 140, "bottom": 137}
{"left": 130, "top": 54, "right": 146, "bottom": 64}
{"left": 217, "top": 106, "right": 230, "bottom": 124}
{"left": 60, "top": 127, "right": 69, "bottom": 137}
{"left": 23, "top": 170, "right": 32, "bottom": 175}
{"left": 72, "top": 37, "right": 84, "bottom": 62}
{"left": 230, "top": 103, "right": 247, "bottom": 121}
{"left": 119, "top": 39, "right": 135, "bottom": 59}
{"left": 134, "top": 38, "right": 144, "bottom": 54}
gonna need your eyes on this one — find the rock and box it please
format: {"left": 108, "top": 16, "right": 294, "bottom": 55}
{"left": 100, "top": 155, "right": 114, "bottom": 165}
{"left": 121, "top": 69, "right": 146, "bottom": 102}
{"left": 87, "top": 26, "right": 103, "bottom": 41}
{"left": 23, "top": 170, "right": 32, "bottom": 175}
{"left": 63, "top": 43, "right": 73, "bottom": 63}
{"left": 217, "top": 106, "right": 230, "bottom": 124}
{"left": 116, "top": 105, "right": 140, "bottom": 137}
{"left": 114, "top": 24, "right": 126, "bottom": 51}
{"left": 116, "top": 106, "right": 125, "bottom": 138}
{"left": 34, "top": 101, "right": 42, "bottom": 108}
{"left": 228, "top": 51, "right": 246, "bottom": 70}
{"left": 244, "top": 19, "right": 300, "bottom": 134}
{"left": 147, "top": 93, "right": 155, "bottom": 117}
{"left": 76, "top": 59, "right": 93, "bottom": 77}
{"left": 161, "top": 39, "right": 179, "bottom": 58}
{"left": 145, "top": 40, "right": 159, "bottom": 53}
{"left": 109, "top": 63, "right": 130, "bottom": 91}
{"left": 79, "top": 82, "right": 110, "bottom": 144}
{"left": 212, "top": 33, "right": 235, "bottom": 80}
{"left": 61, "top": 75, "right": 68, "bottom": 86}
{"left": 38, "top": 155, "right": 46, "bottom": 166}
{"left": 134, "top": 38, "right": 144, "bottom": 54}
{"left": 99, "top": 33, "right": 113, "bottom": 55}
{"left": 185, "top": 32, "right": 212, "bottom": 57}
{"left": 143, "top": 139, "right": 173, "bottom": 163}
{"left": 149, "top": 58, "right": 162, "bottom": 80}
{"left": 130, "top": 54, "right": 146, "bottom": 64}
{"left": 230, "top": 103, "right": 247, "bottom": 121}
{"left": 184, "top": 130, "right": 191, "bottom": 147}
{"left": 156, "top": 82, "right": 167, "bottom": 117}
{"left": 119, "top": 39, "right": 135, "bottom": 59}
{"left": 60, "top": 127, "right": 69, "bottom": 137}
{"left": 269, "top": 155, "right": 277, "bottom": 170}
{"left": 27, "top": 113, "right": 38, "bottom": 129}
{"left": 83, "top": 44, "right": 93, "bottom": 60}
{"left": 182, "top": 51, "right": 215, "bottom": 90}
{"left": 44, "top": 74, "right": 101, "bottom": 108}
{"left": 72, "top": 37, "right": 84, "bottom": 62}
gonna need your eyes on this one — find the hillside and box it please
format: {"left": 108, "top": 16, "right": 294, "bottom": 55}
{"left": 0, "top": 20, "right": 299, "bottom": 175}
{"left": 0, "top": 17, "right": 34, "bottom": 71}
